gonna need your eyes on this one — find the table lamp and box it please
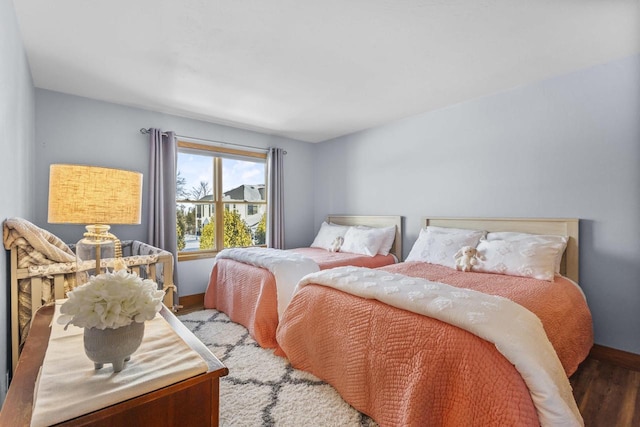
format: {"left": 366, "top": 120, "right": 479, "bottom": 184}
{"left": 47, "top": 164, "right": 143, "bottom": 283}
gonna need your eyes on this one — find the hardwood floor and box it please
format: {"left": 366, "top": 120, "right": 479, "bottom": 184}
{"left": 175, "top": 293, "right": 205, "bottom": 315}
{"left": 571, "top": 357, "right": 640, "bottom": 427}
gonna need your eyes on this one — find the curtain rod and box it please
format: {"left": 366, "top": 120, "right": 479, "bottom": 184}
{"left": 139, "top": 128, "right": 286, "bottom": 155}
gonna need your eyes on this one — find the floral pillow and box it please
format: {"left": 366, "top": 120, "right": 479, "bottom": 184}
{"left": 474, "top": 232, "right": 568, "bottom": 281}
{"left": 405, "top": 226, "right": 486, "bottom": 268}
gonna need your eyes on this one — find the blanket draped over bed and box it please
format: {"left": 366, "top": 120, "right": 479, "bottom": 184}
{"left": 215, "top": 248, "right": 320, "bottom": 319}
{"left": 295, "top": 266, "right": 582, "bottom": 427}
{"left": 205, "top": 247, "right": 397, "bottom": 348}
{"left": 276, "top": 262, "right": 593, "bottom": 427}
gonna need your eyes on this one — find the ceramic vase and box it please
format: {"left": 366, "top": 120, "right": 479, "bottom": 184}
{"left": 83, "top": 321, "right": 145, "bottom": 372}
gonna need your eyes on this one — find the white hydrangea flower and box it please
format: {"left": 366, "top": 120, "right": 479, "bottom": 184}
{"left": 59, "top": 269, "right": 165, "bottom": 330}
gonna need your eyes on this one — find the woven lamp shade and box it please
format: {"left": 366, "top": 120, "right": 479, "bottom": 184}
{"left": 48, "top": 164, "right": 143, "bottom": 225}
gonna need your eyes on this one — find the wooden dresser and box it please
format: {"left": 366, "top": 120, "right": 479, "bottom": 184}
{"left": 0, "top": 305, "right": 228, "bottom": 426}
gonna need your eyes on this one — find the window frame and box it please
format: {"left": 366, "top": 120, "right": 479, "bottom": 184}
{"left": 177, "top": 141, "right": 268, "bottom": 262}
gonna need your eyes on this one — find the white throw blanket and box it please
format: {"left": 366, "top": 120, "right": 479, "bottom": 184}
{"left": 296, "top": 266, "right": 583, "bottom": 427}
{"left": 216, "top": 248, "right": 320, "bottom": 319}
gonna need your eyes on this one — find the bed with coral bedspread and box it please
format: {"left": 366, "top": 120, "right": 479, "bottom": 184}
{"left": 204, "top": 215, "right": 402, "bottom": 348}
{"left": 275, "top": 218, "right": 593, "bottom": 427}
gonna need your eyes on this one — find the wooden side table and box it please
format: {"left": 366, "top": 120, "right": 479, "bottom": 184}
{"left": 0, "top": 305, "right": 228, "bottom": 426}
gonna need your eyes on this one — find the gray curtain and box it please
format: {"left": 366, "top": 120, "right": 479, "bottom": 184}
{"left": 266, "top": 147, "right": 285, "bottom": 249}
{"left": 147, "top": 129, "right": 179, "bottom": 287}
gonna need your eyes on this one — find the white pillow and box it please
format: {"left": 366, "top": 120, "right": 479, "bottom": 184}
{"left": 474, "top": 233, "right": 568, "bottom": 281}
{"left": 376, "top": 225, "right": 396, "bottom": 256}
{"left": 405, "top": 226, "right": 486, "bottom": 268}
{"left": 340, "top": 226, "right": 387, "bottom": 257}
{"left": 405, "top": 228, "right": 429, "bottom": 262}
{"left": 485, "top": 232, "right": 568, "bottom": 274}
{"left": 310, "top": 222, "right": 350, "bottom": 251}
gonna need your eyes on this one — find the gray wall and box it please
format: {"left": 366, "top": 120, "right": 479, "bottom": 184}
{"left": 34, "top": 89, "right": 317, "bottom": 296}
{"left": 314, "top": 54, "right": 640, "bottom": 355}
{"left": 0, "top": 0, "right": 36, "bottom": 405}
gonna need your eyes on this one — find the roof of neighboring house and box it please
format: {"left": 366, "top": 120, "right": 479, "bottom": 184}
{"left": 191, "top": 184, "right": 265, "bottom": 203}
{"left": 223, "top": 184, "right": 265, "bottom": 202}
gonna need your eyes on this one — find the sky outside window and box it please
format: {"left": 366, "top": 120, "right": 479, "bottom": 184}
{"left": 178, "top": 153, "right": 265, "bottom": 197}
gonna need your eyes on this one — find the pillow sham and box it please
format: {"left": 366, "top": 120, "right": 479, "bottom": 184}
{"left": 310, "top": 222, "right": 351, "bottom": 251}
{"left": 340, "top": 226, "right": 387, "bottom": 257}
{"left": 474, "top": 233, "right": 568, "bottom": 282}
{"left": 405, "top": 226, "right": 486, "bottom": 268}
{"left": 484, "top": 232, "right": 568, "bottom": 274}
{"left": 376, "top": 225, "right": 396, "bottom": 256}
{"left": 405, "top": 228, "right": 429, "bottom": 262}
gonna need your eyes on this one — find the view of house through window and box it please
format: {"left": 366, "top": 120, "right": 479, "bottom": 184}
{"left": 176, "top": 141, "right": 267, "bottom": 260}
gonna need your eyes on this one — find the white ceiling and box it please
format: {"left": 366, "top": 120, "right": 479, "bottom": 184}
{"left": 13, "top": 0, "right": 640, "bottom": 143}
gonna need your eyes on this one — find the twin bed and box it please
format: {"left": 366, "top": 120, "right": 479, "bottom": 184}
{"left": 204, "top": 215, "right": 402, "bottom": 348}
{"left": 204, "top": 216, "right": 593, "bottom": 426}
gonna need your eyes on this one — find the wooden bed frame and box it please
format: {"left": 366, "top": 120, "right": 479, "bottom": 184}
{"left": 276, "top": 217, "right": 588, "bottom": 426}
{"left": 327, "top": 215, "right": 403, "bottom": 261}
{"left": 424, "top": 217, "right": 579, "bottom": 282}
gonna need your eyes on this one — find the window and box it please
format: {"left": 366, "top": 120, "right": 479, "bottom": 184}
{"left": 176, "top": 141, "right": 267, "bottom": 261}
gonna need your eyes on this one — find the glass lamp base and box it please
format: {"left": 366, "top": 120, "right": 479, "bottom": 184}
{"left": 76, "top": 224, "right": 116, "bottom": 285}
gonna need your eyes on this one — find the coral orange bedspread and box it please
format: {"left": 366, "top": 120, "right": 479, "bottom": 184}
{"left": 276, "top": 262, "right": 593, "bottom": 427}
{"left": 204, "top": 248, "right": 396, "bottom": 348}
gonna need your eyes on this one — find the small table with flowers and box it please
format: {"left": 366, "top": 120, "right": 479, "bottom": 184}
{"left": 1, "top": 304, "right": 228, "bottom": 426}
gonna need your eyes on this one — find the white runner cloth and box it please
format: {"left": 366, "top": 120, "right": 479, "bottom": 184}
{"left": 30, "top": 301, "right": 208, "bottom": 427}
{"left": 297, "top": 266, "right": 583, "bottom": 427}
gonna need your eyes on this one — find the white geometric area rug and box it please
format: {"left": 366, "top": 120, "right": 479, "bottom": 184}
{"left": 178, "top": 309, "right": 377, "bottom": 427}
